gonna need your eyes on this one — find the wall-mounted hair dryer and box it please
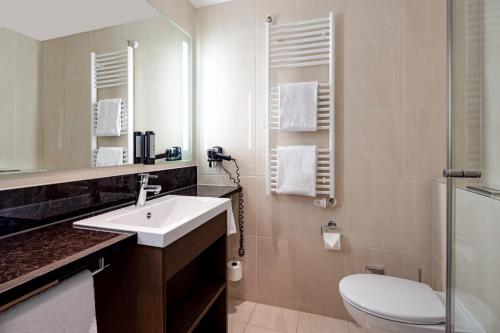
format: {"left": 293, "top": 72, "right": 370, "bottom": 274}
{"left": 207, "top": 146, "right": 232, "bottom": 168}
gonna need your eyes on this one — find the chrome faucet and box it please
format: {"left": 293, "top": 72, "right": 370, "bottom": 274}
{"left": 136, "top": 173, "right": 161, "bottom": 207}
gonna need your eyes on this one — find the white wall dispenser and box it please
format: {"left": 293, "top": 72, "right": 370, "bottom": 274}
{"left": 321, "top": 219, "right": 341, "bottom": 251}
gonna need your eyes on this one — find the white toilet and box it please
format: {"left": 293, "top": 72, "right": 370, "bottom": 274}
{"left": 339, "top": 274, "right": 447, "bottom": 333}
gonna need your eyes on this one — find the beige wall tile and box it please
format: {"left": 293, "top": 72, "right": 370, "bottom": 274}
{"left": 345, "top": 111, "right": 403, "bottom": 180}
{"left": 90, "top": 26, "right": 119, "bottom": 54}
{"left": 402, "top": 253, "right": 433, "bottom": 286}
{"left": 404, "top": 33, "right": 447, "bottom": 109}
{"left": 15, "top": 32, "right": 41, "bottom": 81}
{"left": 229, "top": 235, "right": 257, "bottom": 301}
{"left": 256, "top": 177, "right": 302, "bottom": 239}
{"left": 257, "top": 236, "right": 347, "bottom": 317}
{"left": 147, "top": 0, "right": 195, "bottom": 37}
{"left": 41, "top": 125, "right": 69, "bottom": 170}
{"left": 0, "top": 29, "right": 41, "bottom": 171}
{"left": 15, "top": 123, "right": 41, "bottom": 170}
{"left": 345, "top": 41, "right": 403, "bottom": 111}
{"left": 257, "top": 237, "right": 303, "bottom": 304}
{"left": 196, "top": 0, "right": 447, "bottom": 321}
{"left": 0, "top": 124, "right": 16, "bottom": 170}
{"left": 401, "top": 108, "right": 447, "bottom": 180}
{"left": 67, "top": 78, "right": 90, "bottom": 126}
{"left": 405, "top": 0, "right": 446, "bottom": 36}
{"left": 343, "top": 246, "right": 404, "bottom": 277}
{"left": 0, "top": 76, "right": 15, "bottom": 123}
{"left": 42, "top": 38, "right": 67, "bottom": 82}
{"left": 0, "top": 29, "right": 17, "bottom": 77}
{"left": 65, "top": 32, "right": 91, "bottom": 79}
{"left": 41, "top": 81, "right": 67, "bottom": 126}
{"left": 347, "top": 0, "right": 403, "bottom": 42}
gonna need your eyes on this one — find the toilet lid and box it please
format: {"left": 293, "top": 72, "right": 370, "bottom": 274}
{"left": 339, "top": 274, "right": 445, "bottom": 325}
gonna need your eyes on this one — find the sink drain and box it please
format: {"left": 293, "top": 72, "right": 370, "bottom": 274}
{"left": 146, "top": 212, "right": 152, "bottom": 220}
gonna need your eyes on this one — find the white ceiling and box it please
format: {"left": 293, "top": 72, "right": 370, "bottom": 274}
{"left": 0, "top": 0, "right": 160, "bottom": 41}
{"left": 189, "top": 0, "right": 232, "bottom": 8}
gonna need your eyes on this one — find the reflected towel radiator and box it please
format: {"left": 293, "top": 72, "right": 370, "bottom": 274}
{"left": 265, "top": 13, "right": 336, "bottom": 202}
{"left": 90, "top": 41, "right": 137, "bottom": 166}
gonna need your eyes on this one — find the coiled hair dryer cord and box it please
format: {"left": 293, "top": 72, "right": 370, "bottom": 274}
{"left": 221, "top": 159, "right": 245, "bottom": 257}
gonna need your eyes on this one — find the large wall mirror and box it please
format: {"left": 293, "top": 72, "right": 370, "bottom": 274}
{"left": 0, "top": 0, "right": 193, "bottom": 176}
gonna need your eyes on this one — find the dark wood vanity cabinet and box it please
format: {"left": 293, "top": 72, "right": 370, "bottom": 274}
{"left": 94, "top": 212, "right": 228, "bottom": 333}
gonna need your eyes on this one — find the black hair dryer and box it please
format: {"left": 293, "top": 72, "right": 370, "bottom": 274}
{"left": 207, "top": 146, "right": 232, "bottom": 168}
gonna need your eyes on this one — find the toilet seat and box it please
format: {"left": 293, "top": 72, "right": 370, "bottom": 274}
{"left": 339, "top": 274, "right": 445, "bottom": 325}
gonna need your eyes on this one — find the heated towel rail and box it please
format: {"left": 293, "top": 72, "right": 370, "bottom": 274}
{"left": 265, "top": 13, "right": 336, "bottom": 202}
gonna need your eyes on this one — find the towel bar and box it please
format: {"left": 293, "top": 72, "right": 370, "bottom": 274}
{"left": 91, "top": 258, "right": 110, "bottom": 276}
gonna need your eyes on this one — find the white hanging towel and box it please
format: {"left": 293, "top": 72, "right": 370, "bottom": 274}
{"left": 276, "top": 145, "right": 317, "bottom": 197}
{"left": 226, "top": 199, "right": 237, "bottom": 235}
{"left": 279, "top": 81, "right": 318, "bottom": 131}
{"left": 0, "top": 270, "right": 97, "bottom": 333}
{"left": 96, "top": 98, "right": 122, "bottom": 136}
{"left": 96, "top": 147, "right": 124, "bottom": 167}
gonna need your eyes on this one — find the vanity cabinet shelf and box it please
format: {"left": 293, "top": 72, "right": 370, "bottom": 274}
{"left": 168, "top": 279, "right": 225, "bottom": 333}
{"left": 95, "top": 212, "right": 228, "bottom": 333}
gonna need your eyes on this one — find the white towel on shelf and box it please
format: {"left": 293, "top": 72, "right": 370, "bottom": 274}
{"left": 96, "top": 98, "right": 122, "bottom": 136}
{"left": 276, "top": 145, "right": 317, "bottom": 197}
{"left": 0, "top": 270, "right": 97, "bottom": 333}
{"left": 279, "top": 81, "right": 318, "bottom": 131}
{"left": 96, "top": 147, "right": 124, "bottom": 167}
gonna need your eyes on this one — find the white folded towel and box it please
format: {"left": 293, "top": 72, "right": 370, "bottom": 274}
{"left": 96, "top": 98, "right": 122, "bottom": 136}
{"left": 96, "top": 147, "right": 124, "bottom": 167}
{"left": 276, "top": 145, "right": 317, "bottom": 197}
{"left": 279, "top": 81, "right": 318, "bottom": 131}
{"left": 0, "top": 270, "right": 97, "bottom": 333}
{"left": 226, "top": 199, "right": 237, "bottom": 235}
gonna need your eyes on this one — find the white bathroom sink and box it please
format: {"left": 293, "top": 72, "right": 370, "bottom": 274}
{"left": 74, "top": 195, "right": 232, "bottom": 248}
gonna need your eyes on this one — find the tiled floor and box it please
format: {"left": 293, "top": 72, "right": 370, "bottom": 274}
{"left": 227, "top": 299, "right": 363, "bottom": 333}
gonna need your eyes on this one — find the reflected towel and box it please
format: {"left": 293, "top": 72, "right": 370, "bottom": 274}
{"left": 276, "top": 145, "right": 317, "bottom": 197}
{"left": 279, "top": 81, "right": 318, "bottom": 131}
{"left": 96, "top": 98, "right": 122, "bottom": 136}
{"left": 96, "top": 147, "right": 124, "bottom": 167}
{"left": 0, "top": 270, "right": 97, "bottom": 333}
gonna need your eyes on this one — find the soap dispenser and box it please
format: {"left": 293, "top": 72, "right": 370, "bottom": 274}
{"left": 144, "top": 131, "right": 156, "bottom": 165}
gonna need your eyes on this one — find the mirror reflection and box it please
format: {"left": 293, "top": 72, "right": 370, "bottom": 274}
{"left": 0, "top": 0, "right": 192, "bottom": 174}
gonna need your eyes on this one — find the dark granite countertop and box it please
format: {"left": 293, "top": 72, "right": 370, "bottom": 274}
{"left": 0, "top": 222, "right": 135, "bottom": 307}
{"left": 0, "top": 183, "right": 237, "bottom": 308}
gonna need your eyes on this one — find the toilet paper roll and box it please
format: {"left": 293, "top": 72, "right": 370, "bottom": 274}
{"left": 227, "top": 260, "right": 243, "bottom": 282}
{"left": 323, "top": 232, "right": 341, "bottom": 251}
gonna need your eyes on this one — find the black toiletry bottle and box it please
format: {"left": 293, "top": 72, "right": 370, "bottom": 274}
{"left": 134, "top": 131, "right": 144, "bottom": 164}
{"left": 144, "top": 131, "right": 156, "bottom": 165}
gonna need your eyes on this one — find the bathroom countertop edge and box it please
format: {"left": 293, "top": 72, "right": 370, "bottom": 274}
{"left": 0, "top": 229, "right": 136, "bottom": 309}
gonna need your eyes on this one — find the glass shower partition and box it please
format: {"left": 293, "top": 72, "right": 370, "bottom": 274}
{"left": 447, "top": 0, "right": 500, "bottom": 332}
